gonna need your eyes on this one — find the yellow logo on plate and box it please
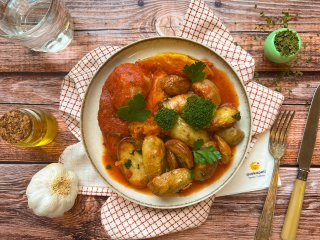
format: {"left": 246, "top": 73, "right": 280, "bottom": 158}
{"left": 250, "top": 161, "right": 260, "bottom": 171}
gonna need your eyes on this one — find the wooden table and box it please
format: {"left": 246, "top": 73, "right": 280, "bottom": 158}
{"left": 1, "top": 1, "right": 319, "bottom": 239}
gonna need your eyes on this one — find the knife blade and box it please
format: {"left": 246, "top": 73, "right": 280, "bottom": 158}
{"left": 297, "top": 84, "right": 320, "bottom": 174}
{"left": 281, "top": 85, "right": 320, "bottom": 240}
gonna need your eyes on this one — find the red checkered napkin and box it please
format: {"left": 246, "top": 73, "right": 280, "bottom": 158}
{"left": 59, "top": 0, "right": 284, "bottom": 239}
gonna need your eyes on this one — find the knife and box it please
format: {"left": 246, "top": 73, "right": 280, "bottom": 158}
{"left": 281, "top": 85, "right": 320, "bottom": 240}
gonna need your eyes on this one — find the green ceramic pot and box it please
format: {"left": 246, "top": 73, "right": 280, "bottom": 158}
{"left": 264, "top": 28, "right": 302, "bottom": 64}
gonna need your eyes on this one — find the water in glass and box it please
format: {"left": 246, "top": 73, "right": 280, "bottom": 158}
{"left": 0, "top": 0, "right": 73, "bottom": 52}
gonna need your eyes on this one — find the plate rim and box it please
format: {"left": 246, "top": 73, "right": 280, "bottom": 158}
{"left": 81, "top": 36, "right": 253, "bottom": 209}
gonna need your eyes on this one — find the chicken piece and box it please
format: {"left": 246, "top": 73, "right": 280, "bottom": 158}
{"left": 98, "top": 86, "right": 129, "bottom": 136}
{"left": 191, "top": 79, "right": 221, "bottom": 106}
{"left": 128, "top": 117, "right": 161, "bottom": 140}
{"left": 162, "top": 94, "right": 193, "bottom": 113}
{"left": 117, "top": 140, "right": 148, "bottom": 188}
{"left": 210, "top": 105, "right": 240, "bottom": 131}
{"left": 146, "top": 70, "right": 168, "bottom": 113}
{"left": 169, "top": 117, "right": 209, "bottom": 147}
{"left": 106, "top": 63, "right": 152, "bottom": 109}
{"left": 142, "top": 135, "right": 166, "bottom": 181}
{"left": 147, "top": 168, "right": 192, "bottom": 196}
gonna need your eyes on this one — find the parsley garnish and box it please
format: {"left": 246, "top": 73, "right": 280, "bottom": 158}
{"left": 190, "top": 168, "right": 195, "bottom": 180}
{"left": 117, "top": 93, "right": 151, "bottom": 122}
{"left": 124, "top": 159, "right": 132, "bottom": 169}
{"left": 183, "top": 61, "right": 206, "bottom": 82}
{"left": 232, "top": 112, "right": 241, "bottom": 121}
{"left": 193, "top": 139, "right": 204, "bottom": 150}
{"left": 193, "top": 146, "right": 221, "bottom": 164}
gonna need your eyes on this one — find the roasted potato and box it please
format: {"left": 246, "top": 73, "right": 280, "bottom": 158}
{"left": 165, "top": 139, "right": 194, "bottom": 169}
{"left": 169, "top": 117, "right": 209, "bottom": 147}
{"left": 215, "top": 126, "right": 244, "bottom": 146}
{"left": 214, "top": 135, "right": 232, "bottom": 164}
{"left": 160, "top": 75, "right": 191, "bottom": 96}
{"left": 194, "top": 141, "right": 218, "bottom": 181}
{"left": 194, "top": 162, "right": 218, "bottom": 181}
{"left": 117, "top": 140, "right": 148, "bottom": 188}
{"left": 163, "top": 94, "right": 193, "bottom": 113}
{"left": 166, "top": 150, "right": 179, "bottom": 170}
{"left": 142, "top": 135, "right": 166, "bottom": 180}
{"left": 210, "top": 105, "right": 240, "bottom": 131}
{"left": 191, "top": 79, "right": 221, "bottom": 106}
{"left": 147, "top": 168, "right": 192, "bottom": 196}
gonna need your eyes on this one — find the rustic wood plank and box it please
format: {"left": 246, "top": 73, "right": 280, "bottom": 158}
{"left": 0, "top": 165, "right": 319, "bottom": 239}
{"left": 0, "top": 105, "right": 78, "bottom": 163}
{"left": 0, "top": 73, "right": 319, "bottom": 105}
{"left": 1, "top": 104, "right": 319, "bottom": 165}
{"left": 0, "top": 31, "right": 318, "bottom": 73}
{"left": 65, "top": 0, "right": 320, "bottom": 32}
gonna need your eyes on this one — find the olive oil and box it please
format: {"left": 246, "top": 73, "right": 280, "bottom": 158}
{"left": 0, "top": 108, "right": 57, "bottom": 147}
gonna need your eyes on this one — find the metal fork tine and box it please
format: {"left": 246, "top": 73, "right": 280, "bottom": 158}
{"left": 277, "top": 110, "right": 291, "bottom": 143}
{"left": 275, "top": 110, "right": 287, "bottom": 143}
{"left": 280, "top": 111, "right": 295, "bottom": 144}
{"left": 270, "top": 110, "right": 284, "bottom": 142}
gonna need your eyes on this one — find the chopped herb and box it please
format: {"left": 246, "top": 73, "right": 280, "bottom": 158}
{"left": 306, "top": 57, "right": 313, "bottom": 63}
{"left": 183, "top": 61, "right": 206, "bottom": 82}
{"left": 232, "top": 112, "right": 241, "bottom": 120}
{"left": 137, "top": 149, "right": 142, "bottom": 154}
{"left": 193, "top": 146, "right": 221, "bottom": 165}
{"left": 274, "top": 30, "right": 299, "bottom": 56}
{"left": 130, "top": 150, "right": 135, "bottom": 155}
{"left": 190, "top": 168, "right": 195, "bottom": 180}
{"left": 124, "top": 159, "right": 132, "bottom": 169}
{"left": 137, "top": 164, "right": 140, "bottom": 170}
{"left": 117, "top": 93, "right": 151, "bottom": 122}
{"left": 193, "top": 139, "right": 205, "bottom": 150}
{"left": 154, "top": 107, "right": 178, "bottom": 130}
{"left": 106, "top": 164, "right": 112, "bottom": 170}
{"left": 181, "top": 95, "right": 216, "bottom": 129}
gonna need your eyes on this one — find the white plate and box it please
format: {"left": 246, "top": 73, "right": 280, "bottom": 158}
{"left": 81, "top": 37, "right": 252, "bottom": 209}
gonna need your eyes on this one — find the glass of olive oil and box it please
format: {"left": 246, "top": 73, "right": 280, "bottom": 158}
{"left": 0, "top": 108, "right": 57, "bottom": 147}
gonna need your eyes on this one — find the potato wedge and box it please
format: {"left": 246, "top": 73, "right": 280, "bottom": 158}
{"left": 165, "top": 139, "right": 194, "bottom": 169}
{"left": 147, "top": 168, "right": 192, "bottom": 196}
{"left": 117, "top": 140, "right": 148, "bottom": 188}
{"left": 210, "top": 105, "right": 240, "bottom": 131}
{"left": 215, "top": 126, "right": 244, "bottom": 146}
{"left": 192, "top": 79, "right": 221, "bottom": 106}
{"left": 214, "top": 135, "right": 232, "bottom": 164}
{"left": 142, "top": 135, "right": 166, "bottom": 181}
{"left": 169, "top": 117, "right": 209, "bottom": 147}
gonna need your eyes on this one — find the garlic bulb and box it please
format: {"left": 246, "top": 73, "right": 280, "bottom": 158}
{"left": 26, "top": 163, "right": 78, "bottom": 218}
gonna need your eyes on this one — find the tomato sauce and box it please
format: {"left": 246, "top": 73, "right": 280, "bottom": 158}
{"left": 100, "top": 56, "right": 239, "bottom": 196}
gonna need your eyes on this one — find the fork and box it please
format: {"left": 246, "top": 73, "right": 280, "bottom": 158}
{"left": 255, "top": 110, "right": 295, "bottom": 240}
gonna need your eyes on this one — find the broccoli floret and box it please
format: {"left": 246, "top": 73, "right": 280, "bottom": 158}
{"left": 181, "top": 95, "right": 215, "bottom": 129}
{"left": 154, "top": 108, "right": 178, "bottom": 130}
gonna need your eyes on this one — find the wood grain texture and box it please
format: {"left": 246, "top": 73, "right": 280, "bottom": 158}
{"left": 1, "top": 0, "right": 320, "bottom": 239}
{"left": 1, "top": 103, "right": 319, "bottom": 165}
{"left": 0, "top": 165, "right": 319, "bottom": 239}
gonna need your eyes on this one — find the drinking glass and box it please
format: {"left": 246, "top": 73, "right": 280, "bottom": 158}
{"left": 0, "top": 0, "right": 73, "bottom": 52}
